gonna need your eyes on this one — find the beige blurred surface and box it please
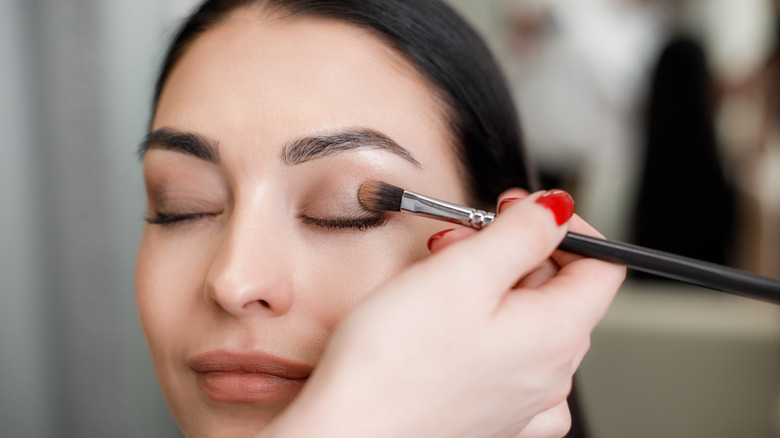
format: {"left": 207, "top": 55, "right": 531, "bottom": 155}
{"left": 579, "top": 281, "right": 780, "bottom": 438}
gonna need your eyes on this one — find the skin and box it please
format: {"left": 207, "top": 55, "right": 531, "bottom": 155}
{"left": 137, "top": 7, "right": 470, "bottom": 437}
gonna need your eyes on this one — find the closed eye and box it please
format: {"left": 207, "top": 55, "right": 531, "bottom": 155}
{"left": 300, "top": 215, "right": 387, "bottom": 231}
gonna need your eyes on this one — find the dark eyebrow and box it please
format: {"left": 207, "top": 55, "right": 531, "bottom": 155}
{"left": 281, "top": 128, "right": 421, "bottom": 167}
{"left": 138, "top": 128, "right": 219, "bottom": 163}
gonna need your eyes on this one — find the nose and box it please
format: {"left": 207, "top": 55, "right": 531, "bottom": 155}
{"left": 205, "top": 209, "right": 295, "bottom": 317}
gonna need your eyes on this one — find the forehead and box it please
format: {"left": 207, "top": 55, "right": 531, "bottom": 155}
{"left": 153, "top": 8, "right": 457, "bottom": 173}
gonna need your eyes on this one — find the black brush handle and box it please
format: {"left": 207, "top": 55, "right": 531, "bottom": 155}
{"left": 559, "top": 232, "right": 780, "bottom": 304}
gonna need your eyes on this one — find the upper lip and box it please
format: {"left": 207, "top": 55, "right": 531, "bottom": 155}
{"left": 189, "top": 350, "right": 313, "bottom": 380}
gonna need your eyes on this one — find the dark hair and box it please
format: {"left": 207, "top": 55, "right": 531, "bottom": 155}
{"left": 153, "top": 0, "right": 538, "bottom": 206}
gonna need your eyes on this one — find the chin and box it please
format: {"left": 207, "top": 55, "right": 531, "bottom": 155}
{"left": 173, "top": 400, "right": 289, "bottom": 438}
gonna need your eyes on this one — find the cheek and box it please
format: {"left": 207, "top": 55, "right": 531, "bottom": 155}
{"left": 135, "top": 228, "right": 212, "bottom": 358}
{"left": 295, "top": 219, "right": 433, "bottom": 332}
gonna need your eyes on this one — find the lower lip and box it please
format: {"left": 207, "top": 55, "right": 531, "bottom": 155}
{"left": 196, "top": 372, "right": 307, "bottom": 403}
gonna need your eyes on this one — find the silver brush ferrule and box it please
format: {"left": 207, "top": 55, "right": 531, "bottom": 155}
{"left": 400, "top": 190, "right": 495, "bottom": 229}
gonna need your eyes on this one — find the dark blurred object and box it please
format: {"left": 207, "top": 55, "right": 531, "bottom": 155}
{"left": 631, "top": 36, "right": 737, "bottom": 273}
{"left": 566, "top": 380, "right": 590, "bottom": 438}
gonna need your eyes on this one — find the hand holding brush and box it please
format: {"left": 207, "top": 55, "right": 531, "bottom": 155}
{"left": 358, "top": 181, "right": 780, "bottom": 303}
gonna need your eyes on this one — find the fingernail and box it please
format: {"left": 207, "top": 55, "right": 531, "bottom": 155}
{"left": 497, "top": 197, "right": 520, "bottom": 214}
{"left": 535, "top": 190, "right": 574, "bottom": 226}
{"left": 427, "top": 229, "right": 455, "bottom": 251}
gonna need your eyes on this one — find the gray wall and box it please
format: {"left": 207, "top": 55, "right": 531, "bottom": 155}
{"left": 0, "top": 0, "right": 187, "bottom": 436}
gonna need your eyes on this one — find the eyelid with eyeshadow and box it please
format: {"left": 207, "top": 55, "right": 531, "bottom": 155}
{"left": 143, "top": 180, "right": 389, "bottom": 230}
{"left": 144, "top": 195, "right": 224, "bottom": 226}
{"left": 144, "top": 208, "right": 387, "bottom": 230}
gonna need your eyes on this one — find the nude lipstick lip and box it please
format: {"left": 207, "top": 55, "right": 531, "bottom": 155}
{"left": 189, "top": 350, "right": 313, "bottom": 403}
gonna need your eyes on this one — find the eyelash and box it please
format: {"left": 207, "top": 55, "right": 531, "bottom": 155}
{"left": 145, "top": 212, "right": 388, "bottom": 231}
{"left": 300, "top": 215, "right": 388, "bottom": 231}
{"left": 144, "top": 212, "right": 209, "bottom": 226}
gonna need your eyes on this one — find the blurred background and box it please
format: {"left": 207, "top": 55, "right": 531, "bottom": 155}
{"left": 1, "top": 0, "right": 779, "bottom": 436}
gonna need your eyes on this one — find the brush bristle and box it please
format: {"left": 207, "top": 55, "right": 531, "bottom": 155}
{"left": 358, "top": 180, "right": 405, "bottom": 212}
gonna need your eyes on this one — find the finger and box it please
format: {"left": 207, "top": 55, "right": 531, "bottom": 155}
{"left": 496, "top": 188, "right": 529, "bottom": 213}
{"left": 500, "top": 210, "right": 624, "bottom": 329}
{"left": 418, "top": 190, "right": 573, "bottom": 302}
{"left": 427, "top": 227, "right": 477, "bottom": 254}
{"left": 549, "top": 213, "right": 605, "bottom": 268}
{"left": 498, "top": 190, "right": 556, "bottom": 290}
{"left": 497, "top": 187, "right": 530, "bottom": 201}
{"left": 515, "top": 401, "right": 572, "bottom": 438}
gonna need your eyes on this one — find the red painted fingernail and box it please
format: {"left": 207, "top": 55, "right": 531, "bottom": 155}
{"left": 427, "top": 229, "right": 455, "bottom": 251}
{"left": 497, "top": 197, "right": 520, "bottom": 214}
{"left": 535, "top": 190, "right": 574, "bottom": 226}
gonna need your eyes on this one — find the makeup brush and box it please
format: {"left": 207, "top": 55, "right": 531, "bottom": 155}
{"left": 359, "top": 180, "right": 496, "bottom": 229}
{"left": 358, "top": 180, "right": 780, "bottom": 303}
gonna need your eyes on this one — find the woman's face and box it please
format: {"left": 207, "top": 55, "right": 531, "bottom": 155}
{"left": 136, "top": 8, "right": 466, "bottom": 436}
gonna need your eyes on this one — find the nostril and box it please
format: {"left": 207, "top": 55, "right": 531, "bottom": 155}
{"left": 258, "top": 300, "right": 270, "bottom": 308}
